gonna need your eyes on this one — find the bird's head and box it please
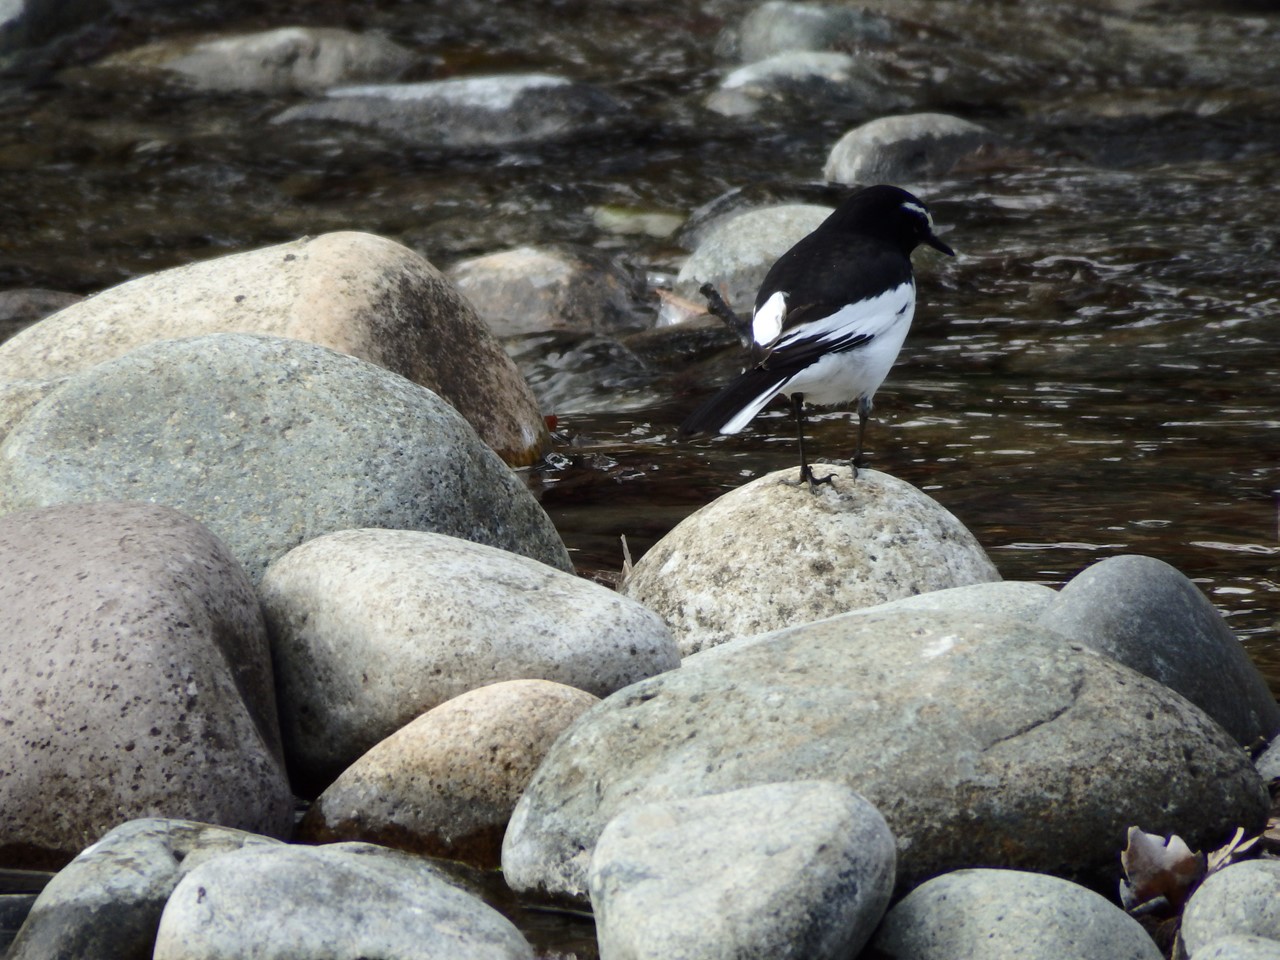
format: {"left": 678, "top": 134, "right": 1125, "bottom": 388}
{"left": 827, "top": 184, "right": 955, "bottom": 258}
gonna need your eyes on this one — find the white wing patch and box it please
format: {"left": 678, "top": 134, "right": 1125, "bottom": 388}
{"left": 772, "top": 280, "right": 915, "bottom": 352}
{"left": 752, "top": 290, "right": 787, "bottom": 347}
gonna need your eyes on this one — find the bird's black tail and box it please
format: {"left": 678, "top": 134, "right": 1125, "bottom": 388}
{"left": 679, "top": 367, "right": 790, "bottom": 437}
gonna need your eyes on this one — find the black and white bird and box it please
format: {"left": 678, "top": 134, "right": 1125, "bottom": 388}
{"left": 679, "top": 184, "right": 954, "bottom": 489}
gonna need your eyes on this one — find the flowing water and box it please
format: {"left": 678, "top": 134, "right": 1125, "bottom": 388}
{"left": 2, "top": 1, "right": 1278, "bottom": 682}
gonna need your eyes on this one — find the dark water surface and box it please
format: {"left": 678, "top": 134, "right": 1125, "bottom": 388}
{"left": 2, "top": 0, "right": 1278, "bottom": 700}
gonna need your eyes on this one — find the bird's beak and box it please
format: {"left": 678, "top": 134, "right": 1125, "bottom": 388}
{"left": 925, "top": 230, "right": 955, "bottom": 257}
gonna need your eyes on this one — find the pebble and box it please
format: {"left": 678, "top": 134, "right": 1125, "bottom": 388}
{"left": 297, "top": 679, "right": 599, "bottom": 867}
{"left": 588, "top": 781, "right": 895, "bottom": 960}
{"left": 260, "top": 529, "right": 676, "bottom": 791}
{"left": 620, "top": 467, "right": 1001, "bottom": 655}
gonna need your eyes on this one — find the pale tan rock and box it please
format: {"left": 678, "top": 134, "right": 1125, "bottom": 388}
{"left": 0, "top": 232, "right": 548, "bottom": 465}
{"left": 448, "top": 246, "right": 640, "bottom": 338}
{"left": 299, "top": 680, "right": 598, "bottom": 868}
{"left": 620, "top": 466, "right": 1001, "bottom": 656}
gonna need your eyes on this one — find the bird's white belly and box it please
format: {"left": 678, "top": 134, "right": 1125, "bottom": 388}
{"left": 779, "top": 314, "right": 911, "bottom": 407}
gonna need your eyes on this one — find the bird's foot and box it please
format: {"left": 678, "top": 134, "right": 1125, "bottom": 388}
{"left": 798, "top": 464, "right": 836, "bottom": 493}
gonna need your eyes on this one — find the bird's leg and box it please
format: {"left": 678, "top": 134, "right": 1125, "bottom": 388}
{"left": 793, "top": 393, "right": 834, "bottom": 492}
{"left": 852, "top": 395, "right": 873, "bottom": 477}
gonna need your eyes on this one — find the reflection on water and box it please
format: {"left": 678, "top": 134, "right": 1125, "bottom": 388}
{"left": 1, "top": 1, "right": 1277, "bottom": 694}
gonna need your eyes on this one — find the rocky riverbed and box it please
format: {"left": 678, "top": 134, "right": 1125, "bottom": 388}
{"left": 2, "top": 0, "right": 1279, "bottom": 958}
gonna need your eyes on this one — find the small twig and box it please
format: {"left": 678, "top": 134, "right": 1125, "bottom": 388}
{"left": 620, "top": 534, "right": 633, "bottom": 579}
{"left": 699, "top": 282, "right": 752, "bottom": 349}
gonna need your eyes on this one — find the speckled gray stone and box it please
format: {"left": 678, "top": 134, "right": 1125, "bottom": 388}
{"left": 261, "top": 529, "right": 676, "bottom": 791}
{"left": 1181, "top": 861, "right": 1280, "bottom": 957}
{"left": 0, "top": 502, "right": 293, "bottom": 869}
{"left": 588, "top": 781, "right": 895, "bottom": 960}
{"left": 153, "top": 842, "right": 534, "bottom": 960}
{"left": 1038, "top": 555, "right": 1280, "bottom": 747}
{"left": 619, "top": 467, "right": 1001, "bottom": 656}
{"left": 6, "top": 819, "right": 282, "bottom": 960}
{"left": 501, "top": 610, "right": 1268, "bottom": 901}
{"left": 0, "top": 333, "right": 571, "bottom": 584}
{"left": 871, "top": 868, "right": 1162, "bottom": 959}
{"left": 853, "top": 580, "right": 1057, "bottom": 623}
{"left": 823, "top": 113, "right": 999, "bottom": 186}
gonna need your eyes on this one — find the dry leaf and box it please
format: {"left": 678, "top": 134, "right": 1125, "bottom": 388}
{"left": 1206, "top": 827, "right": 1261, "bottom": 874}
{"left": 1119, "top": 826, "right": 1205, "bottom": 911}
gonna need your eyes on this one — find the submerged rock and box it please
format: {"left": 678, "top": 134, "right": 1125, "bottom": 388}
{"left": 823, "top": 113, "right": 1000, "bottom": 186}
{"left": 872, "top": 868, "right": 1163, "bottom": 960}
{"left": 100, "top": 27, "right": 414, "bottom": 93}
{"left": 673, "top": 204, "right": 832, "bottom": 329}
{"left": 0, "top": 503, "right": 293, "bottom": 870}
{"left": 589, "top": 781, "right": 895, "bottom": 960}
{"left": 706, "top": 50, "right": 908, "bottom": 120}
{"left": 0, "top": 334, "right": 570, "bottom": 584}
{"left": 735, "top": 1, "right": 894, "bottom": 63}
{"left": 274, "top": 74, "right": 623, "bottom": 151}
{"left": 501, "top": 609, "right": 1268, "bottom": 900}
{"left": 620, "top": 467, "right": 1001, "bottom": 655}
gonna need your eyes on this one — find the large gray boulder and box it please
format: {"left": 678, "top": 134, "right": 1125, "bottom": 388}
{"left": 871, "top": 868, "right": 1163, "bottom": 959}
{"left": 588, "top": 781, "right": 895, "bottom": 960}
{"left": 0, "top": 334, "right": 571, "bottom": 584}
{"left": 0, "top": 232, "right": 548, "bottom": 466}
{"left": 0, "top": 503, "right": 293, "bottom": 870}
{"left": 6, "top": 819, "right": 282, "bottom": 960}
{"left": 501, "top": 609, "right": 1268, "bottom": 900}
{"left": 152, "top": 842, "right": 534, "bottom": 960}
{"left": 261, "top": 528, "right": 676, "bottom": 790}
{"left": 620, "top": 468, "right": 1001, "bottom": 655}
{"left": 1038, "top": 555, "right": 1280, "bottom": 747}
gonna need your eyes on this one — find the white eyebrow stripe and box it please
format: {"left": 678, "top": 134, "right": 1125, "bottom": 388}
{"left": 901, "top": 201, "right": 933, "bottom": 228}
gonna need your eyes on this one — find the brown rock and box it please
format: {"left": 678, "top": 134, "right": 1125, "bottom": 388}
{"left": 0, "top": 233, "right": 548, "bottom": 465}
{"left": 298, "top": 679, "right": 598, "bottom": 868}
